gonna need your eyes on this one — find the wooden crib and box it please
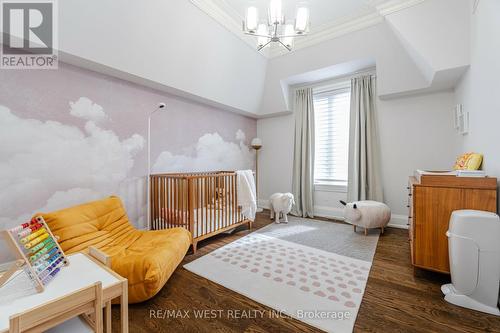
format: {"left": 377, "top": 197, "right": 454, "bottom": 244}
{"left": 150, "top": 171, "right": 251, "bottom": 253}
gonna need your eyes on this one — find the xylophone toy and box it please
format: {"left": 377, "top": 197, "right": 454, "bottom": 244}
{"left": 0, "top": 216, "right": 69, "bottom": 292}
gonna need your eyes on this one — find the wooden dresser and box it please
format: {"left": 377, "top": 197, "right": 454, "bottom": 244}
{"left": 408, "top": 174, "right": 497, "bottom": 274}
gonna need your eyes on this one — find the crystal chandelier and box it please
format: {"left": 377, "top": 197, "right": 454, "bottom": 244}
{"left": 242, "top": 0, "right": 310, "bottom": 51}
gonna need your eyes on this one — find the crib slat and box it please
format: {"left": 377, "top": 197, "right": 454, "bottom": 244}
{"left": 213, "top": 176, "right": 216, "bottom": 231}
{"left": 224, "top": 175, "right": 228, "bottom": 229}
{"left": 204, "top": 176, "right": 208, "bottom": 234}
{"left": 181, "top": 179, "right": 185, "bottom": 228}
{"left": 232, "top": 174, "right": 236, "bottom": 225}
{"left": 173, "top": 177, "right": 176, "bottom": 228}
{"left": 188, "top": 178, "right": 195, "bottom": 235}
{"left": 152, "top": 177, "right": 159, "bottom": 230}
{"left": 166, "top": 177, "right": 169, "bottom": 229}
{"left": 224, "top": 176, "right": 230, "bottom": 224}
{"left": 178, "top": 178, "right": 181, "bottom": 227}
{"left": 174, "top": 178, "right": 177, "bottom": 227}
{"left": 221, "top": 176, "right": 224, "bottom": 230}
{"left": 209, "top": 177, "right": 217, "bottom": 230}
{"left": 179, "top": 179, "right": 186, "bottom": 228}
{"left": 150, "top": 176, "right": 154, "bottom": 230}
{"left": 164, "top": 177, "right": 167, "bottom": 229}
{"left": 198, "top": 178, "right": 201, "bottom": 237}
{"left": 199, "top": 178, "right": 202, "bottom": 233}
{"left": 148, "top": 175, "right": 156, "bottom": 230}
{"left": 169, "top": 177, "right": 173, "bottom": 228}
{"left": 216, "top": 176, "right": 220, "bottom": 230}
{"left": 164, "top": 177, "right": 168, "bottom": 229}
{"left": 209, "top": 177, "right": 212, "bottom": 235}
{"left": 222, "top": 175, "right": 225, "bottom": 229}
{"left": 156, "top": 176, "right": 160, "bottom": 230}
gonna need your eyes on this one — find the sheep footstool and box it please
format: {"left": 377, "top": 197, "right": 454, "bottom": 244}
{"left": 340, "top": 200, "right": 391, "bottom": 235}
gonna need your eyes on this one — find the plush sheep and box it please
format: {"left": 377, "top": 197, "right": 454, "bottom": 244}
{"left": 269, "top": 193, "right": 295, "bottom": 224}
{"left": 340, "top": 200, "right": 391, "bottom": 235}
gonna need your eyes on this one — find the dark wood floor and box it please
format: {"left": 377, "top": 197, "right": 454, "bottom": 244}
{"left": 113, "top": 212, "right": 500, "bottom": 333}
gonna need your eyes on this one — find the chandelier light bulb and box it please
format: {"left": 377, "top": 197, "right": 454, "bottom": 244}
{"left": 295, "top": 6, "right": 309, "bottom": 33}
{"left": 269, "top": 0, "right": 283, "bottom": 24}
{"left": 246, "top": 6, "right": 259, "bottom": 32}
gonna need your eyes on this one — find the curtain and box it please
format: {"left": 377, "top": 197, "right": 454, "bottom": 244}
{"left": 291, "top": 88, "right": 315, "bottom": 217}
{"left": 347, "top": 75, "right": 384, "bottom": 202}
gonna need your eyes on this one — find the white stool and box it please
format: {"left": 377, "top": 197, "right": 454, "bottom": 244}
{"left": 341, "top": 200, "right": 391, "bottom": 235}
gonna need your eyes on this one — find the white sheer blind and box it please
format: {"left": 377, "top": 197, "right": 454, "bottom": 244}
{"left": 314, "top": 87, "right": 351, "bottom": 185}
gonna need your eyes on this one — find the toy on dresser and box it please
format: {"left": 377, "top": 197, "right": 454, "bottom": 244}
{"left": 0, "top": 216, "right": 69, "bottom": 292}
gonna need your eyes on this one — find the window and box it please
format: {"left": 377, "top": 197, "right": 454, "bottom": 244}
{"left": 313, "top": 85, "right": 350, "bottom": 187}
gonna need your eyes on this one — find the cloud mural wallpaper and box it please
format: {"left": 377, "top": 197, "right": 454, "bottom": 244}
{"left": 0, "top": 63, "right": 256, "bottom": 259}
{"left": 152, "top": 131, "right": 254, "bottom": 173}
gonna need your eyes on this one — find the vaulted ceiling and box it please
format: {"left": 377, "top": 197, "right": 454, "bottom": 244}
{"left": 8, "top": 0, "right": 469, "bottom": 118}
{"left": 190, "top": 0, "right": 426, "bottom": 57}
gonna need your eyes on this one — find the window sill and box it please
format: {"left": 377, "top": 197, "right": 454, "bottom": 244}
{"left": 314, "top": 182, "right": 348, "bottom": 193}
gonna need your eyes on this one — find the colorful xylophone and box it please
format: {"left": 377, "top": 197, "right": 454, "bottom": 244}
{"left": 0, "top": 216, "right": 69, "bottom": 292}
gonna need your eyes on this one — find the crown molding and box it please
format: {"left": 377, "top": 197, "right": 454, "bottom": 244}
{"left": 376, "top": 0, "right": 426, "bottom": 16}
{"left": 190, "top": 0, "right": 427, "bottom": 59}
{"left": 269, "top": 12, "right": 384, "bottom": 58}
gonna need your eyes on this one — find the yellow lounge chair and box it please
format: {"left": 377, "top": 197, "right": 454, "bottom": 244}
{"left": 39, "top": 196, "right": 191, "bottom": 303}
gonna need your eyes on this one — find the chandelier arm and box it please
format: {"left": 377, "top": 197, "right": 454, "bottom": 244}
{"left": 277, "top": 39, "right": 292, "bottom": 52}
{"left": 257, "top": 40, "right": 273, "bottom": 51}
{"left": 276, "top": 33, "right": 308, "bottom": 38}
{"left": 244, "top": 32, "right": 273, "bottom": 38}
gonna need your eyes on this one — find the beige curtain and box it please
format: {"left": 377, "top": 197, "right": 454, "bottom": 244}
{"left": 291, "top": 88, "right": 315, "bottom": 217}
{"left": 347, "top": 75, "right": 384, "bottom": 202}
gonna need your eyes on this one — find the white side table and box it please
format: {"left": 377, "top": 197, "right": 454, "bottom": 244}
{"left": 0, "top": 253, "right": 128, "bottom": 333}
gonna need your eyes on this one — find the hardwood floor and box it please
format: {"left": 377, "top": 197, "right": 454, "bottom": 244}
{"left": 113, "top": 212, "right": 500, "bottom": 333}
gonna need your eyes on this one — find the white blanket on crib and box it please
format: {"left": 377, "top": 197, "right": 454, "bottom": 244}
{"left": 236, "top": 170, "right": 257, "bottom": 221}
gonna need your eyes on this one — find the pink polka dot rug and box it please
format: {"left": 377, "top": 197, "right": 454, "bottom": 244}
{"left": 184, "top": 232, "right": 373, "bottom": 332}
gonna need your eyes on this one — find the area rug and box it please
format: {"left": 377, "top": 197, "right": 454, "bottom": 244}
{"left": 184, "top": 218, "right": 378, "bottom": 333}
{"left": 255, "top": 215, "right": 379, "bottom": 262}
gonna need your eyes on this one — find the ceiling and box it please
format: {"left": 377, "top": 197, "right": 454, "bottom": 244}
{"left": 213, "top": 0, "right": 383, "bottom": 28}
{"left": 191, "top": 0, "right": 426, "bottom": 57}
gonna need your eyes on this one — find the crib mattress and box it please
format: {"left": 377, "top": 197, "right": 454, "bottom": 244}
{"left": 158, "top": 207, "right": 245, "bottom": 238}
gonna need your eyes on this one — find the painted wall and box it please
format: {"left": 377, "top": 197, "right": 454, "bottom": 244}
{"left": 259, "top": 22, "right": 429, "bottom": 116}
{"left": 257, "top": 90, "right": 458, "bottom": 227}
{"left": 454, "top": 0, "right": 500, "bottom": 209}
{"left": 385, "top": 0, "right": 470, "bottom": 78}
{"left": 0, "top": 62, "right": 256, "bottom": 241}
{"left": 55, "top": 0, "right": 267, "bottom": 116}
{"left": 258, "top": 0, "right": 471, "bottom": 116}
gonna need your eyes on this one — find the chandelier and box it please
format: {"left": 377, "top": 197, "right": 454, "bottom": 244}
{"left": 242, "top": 0, "right": 310, "bottom": 51}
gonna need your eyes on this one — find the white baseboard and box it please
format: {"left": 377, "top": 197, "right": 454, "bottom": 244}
{"left": 387, "top": 214, "right": 409, "bottom": 229}
{"left": 259, "top": 200, "right": 408, "bottom": 229}
{"left": 258, "top": 199, "right": 271, "bottom": 210}
{"left": 313, "top": 205, "right": 345, "bottom": 220}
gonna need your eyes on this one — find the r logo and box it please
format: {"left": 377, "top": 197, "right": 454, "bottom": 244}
{"left": 2, "top": 1, "right": 53, "bottom": 54}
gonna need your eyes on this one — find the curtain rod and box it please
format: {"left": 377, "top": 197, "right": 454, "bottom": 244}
{"left": 291, "top": 67, "right": 376, "bottom": 91}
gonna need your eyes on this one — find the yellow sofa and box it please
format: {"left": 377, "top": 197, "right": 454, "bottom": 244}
{"left": 39, "top": 196, "right": 191, "bottom": 303}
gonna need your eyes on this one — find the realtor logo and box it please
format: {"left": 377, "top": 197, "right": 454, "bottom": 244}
{"left": 1, "top": 0, "right": 58, "bottom": 69}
